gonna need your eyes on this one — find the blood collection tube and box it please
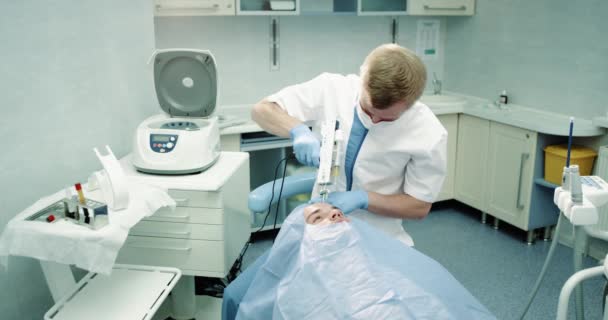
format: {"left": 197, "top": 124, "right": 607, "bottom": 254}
{"left": 74, "top": 183, "right": 86, "bottom": 205}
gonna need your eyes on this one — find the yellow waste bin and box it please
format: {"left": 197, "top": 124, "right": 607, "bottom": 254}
{"left": 544, "top": 145, "right": 597, "bottom": 185}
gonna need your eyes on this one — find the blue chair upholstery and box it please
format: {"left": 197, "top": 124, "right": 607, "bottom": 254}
{"left": 248, "top": 172, "right": 316, "bottom": 213}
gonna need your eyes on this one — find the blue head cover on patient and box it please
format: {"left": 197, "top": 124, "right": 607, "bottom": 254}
{"left": 236, "top": 205, "right": 496, "bottom": 320}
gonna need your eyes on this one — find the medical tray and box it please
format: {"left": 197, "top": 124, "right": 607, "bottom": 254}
{"left": 26, "top": 197, "right": 108, "bottom": 229}
{"left": 44, "top": 264, "right": 181, "bottom": 320}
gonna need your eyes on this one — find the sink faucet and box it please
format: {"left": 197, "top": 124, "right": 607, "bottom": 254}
{"left": 432, "top": 72, "right": 442, "bottom": 95}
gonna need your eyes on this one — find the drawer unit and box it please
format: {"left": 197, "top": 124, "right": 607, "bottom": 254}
{"left": 119, "top": 152, "right": 251, "bottom": 279}
{"left": 408, "top": 0, "right": 475, "bottom": 16}
{"left": 130, "top": 221, "right": 224, "bottom": 241}
{"left": 145, "top": 207, "right": 224, "bottom": 225}
{"left": 118, "top": 237, "right": 225, "bottom": 273}
{"left": 154, "top": 0, "right": 236, "bottom": 16}
{"left": 168, "top": 190, "right": 222, "bottom": 208}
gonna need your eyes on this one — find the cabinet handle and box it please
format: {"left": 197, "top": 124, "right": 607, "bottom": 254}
{"left": 134, "top": 231, "right": 191, "bottom": 237}
{"left": 156, "top": 3, "right": 220, "bottom": 10}
{"left": 127, "top": 242, "right": 192, "bottom": 252}
{"left": 153, "top": 214, "right": 190, "bottom": 222}
{"left": 423, "top": 5, "right": 466, "bottom": 11}
{"left": 516, "top": 153, "right": 530, "bottom": 210}
{"left": 173, "top": 198, "right": 189, "bottom": 205}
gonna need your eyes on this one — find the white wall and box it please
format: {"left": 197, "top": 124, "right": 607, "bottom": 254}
{"left": 154, "top": 16, "right": 447, "bottom": 108}
{"left": 445, "top": 0, "right": 608, "bottom": 119}
{"left": 0, "top": 1, "right": 156, "bottom": 318}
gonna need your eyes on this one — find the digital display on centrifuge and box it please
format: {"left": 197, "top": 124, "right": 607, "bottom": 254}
{"left": 152, "top": 136, "right": 171, "bottom": 142}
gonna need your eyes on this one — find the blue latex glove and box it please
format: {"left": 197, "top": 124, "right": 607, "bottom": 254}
{"left": 310, "top": 190, "right": 369, "bottom": 214}
{"left": 289, "top": 124, "right": 320, "bottom": 167}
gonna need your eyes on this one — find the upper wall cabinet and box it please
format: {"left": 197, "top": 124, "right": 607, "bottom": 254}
{"left": 408, "top": 0, "right": 474, "bottom": 16}
{"left": 301, "top": 0, "right": 357, "bottom": 16}
{"left": 154, "top": 0, "right": 236, "bottom": 16}
{"left": 154, "top": 0, "right": 474, "bottom": 16}
{"left": 237, "top": 0, "right": 299, "bottom": 15}
{"left": 358, "top": 0, "right": 407, "bottom": 15}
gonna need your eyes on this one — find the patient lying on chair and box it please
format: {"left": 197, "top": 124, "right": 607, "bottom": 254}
{"left": 303, "top": 202, "right": 349, "bottom": 225}
{"left": 236, "top": 204, "right": 496, "bottom": 320}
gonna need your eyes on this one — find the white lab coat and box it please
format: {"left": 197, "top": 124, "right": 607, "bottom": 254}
{"left": 267, "top": 73, "right": 447, "bottom": 246}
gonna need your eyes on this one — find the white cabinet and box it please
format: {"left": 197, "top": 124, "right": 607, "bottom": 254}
{"left": 486, "top": 122, "right": 537, "bottom": 230}
{"left": 152, "top": 0, "right": 474, "bottom": 16}
{"left": 454, "top": 116, "right": 540, "bottom": 232}
{"left": 117, "top": 152, "right": 251, "bottom": 278}
{"left": 454, "top": 115, "right": 490, "bottom": 211}
{"left": 154, "top": 0, "right": 235, "bottom": 16}
{"left": 408, "top": 0, "right": 475, "bottom": 16}
{"left": 220, "top": 133, "right": 241, "bottom": 152}
{"left": 436, "top": 114, "right": 458, "bottom": 202}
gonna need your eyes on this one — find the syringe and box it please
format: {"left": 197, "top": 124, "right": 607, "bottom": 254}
{"left": 316, "top": 119, "right": 342, "bottom": 202}
{"left": 331, "top": 123, "right": 344, "bottom": 189}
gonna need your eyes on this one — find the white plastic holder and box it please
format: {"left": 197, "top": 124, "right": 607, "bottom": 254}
{"left": 92, "top": 146, "right": 129, "bottom": 210}
{"left": 553, "top": 174, "right": 608, "bottom": 319}
{"left": 554, "top": 187, "right": 600, "bottom": 226}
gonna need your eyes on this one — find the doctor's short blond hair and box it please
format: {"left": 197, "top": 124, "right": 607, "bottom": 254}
{"left": 361, "top": 44, "right": 427, "bottom": 110}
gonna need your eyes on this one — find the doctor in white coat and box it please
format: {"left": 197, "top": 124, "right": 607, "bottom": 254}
{"left": 222, "top": 43, "right": 447, "bottom": 320}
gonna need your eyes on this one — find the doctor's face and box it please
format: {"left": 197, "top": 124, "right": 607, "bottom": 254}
{"left": 304, "top": 203, "right": 349, "bottom": 225}
{"left": 359, "top": 87, "right": 409, "bottom": 124}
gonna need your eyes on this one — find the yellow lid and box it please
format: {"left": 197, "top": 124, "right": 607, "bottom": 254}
{"left": 544, "top": 144, "right": 597, "bottom": 158}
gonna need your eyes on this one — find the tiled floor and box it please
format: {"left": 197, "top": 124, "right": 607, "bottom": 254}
{"left": 242, "top": 202, "right": 606, "bottom": 320}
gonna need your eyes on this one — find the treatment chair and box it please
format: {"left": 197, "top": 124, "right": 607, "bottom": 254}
{"left": 248, "top": 172, "right": 316, "bottom": 217}
{"left": 242, "top": 173, "right": 497, "bottom": 320}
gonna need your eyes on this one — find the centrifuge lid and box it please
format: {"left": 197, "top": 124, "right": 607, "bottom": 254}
{"left": 153, "top": 49, "right": 217, "bottom": 118}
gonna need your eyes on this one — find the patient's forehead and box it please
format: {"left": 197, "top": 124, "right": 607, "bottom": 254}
{"left": 307, "top": 202, "right": 333, "bottom": 210}
{"left": 304, "top": 202, "right": 332, "bottom": 214}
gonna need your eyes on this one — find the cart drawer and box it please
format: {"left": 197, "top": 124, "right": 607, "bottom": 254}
{"left": 168, "top": 189, "right": 222, "bottom": 208}
{"left": 146, "top": 207, "right": 223, "bottom": 225}
{"left": 130, "top": 221, "right": 223, "bottom": 241}
{"left": 117, "top": 237, "right": 225, "bottom": 273}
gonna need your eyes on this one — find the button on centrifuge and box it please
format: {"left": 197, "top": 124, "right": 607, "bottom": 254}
{"left": 160, "top": 149, "right": 166, "bottom": 153}
{"left": 167, "top": 142, "right": 174, "bottom": 148}
{"left": 170, "top": 137, "right": 176, "bottom": 141}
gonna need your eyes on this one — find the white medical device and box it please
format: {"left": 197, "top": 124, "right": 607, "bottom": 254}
{"left": 552, "top": 168, "right": 608, "bottom": 320}
{"left": 553, "top": 169, "right": 608, "bottom": 226}
{"left": 522, "top": 166, "right": 608, "bottom": 320}
{"left": 316, "top": 120, "right": 344, "bottom": 201}
{"left": 132, "top": 49, "right": 220, "bottom": 175}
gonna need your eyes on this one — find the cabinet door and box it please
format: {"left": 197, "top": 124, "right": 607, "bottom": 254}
{"left": 358, "top": 0, "right": 407, "bottom": 15}
{"left": 408, "top": 0, "right": 474, "bottom": 16}
{"left": 486, "top": 122, "right": 537, "bottom": 230}
{"left": 155, "top": 0, "right": 235, "bottom": 16}
{"left": 436, "top": 114, "right": 458, "bottom": 202}
{"left": 237, "top": 0, "right": 299, "bottom": 15}
{"left": 454, "top": 115, "right": 490, "bottom": 211}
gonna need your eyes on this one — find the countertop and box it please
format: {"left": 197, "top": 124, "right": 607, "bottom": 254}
{"left": 217, "top": 93, "right": 606, "bottom": 137}
{"left": 121, "top": 152, "right": 249, "bottom": 191}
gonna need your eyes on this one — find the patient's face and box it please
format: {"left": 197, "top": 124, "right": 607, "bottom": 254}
{"left": 304, "top": 203, "right": 349, "bottom": 225}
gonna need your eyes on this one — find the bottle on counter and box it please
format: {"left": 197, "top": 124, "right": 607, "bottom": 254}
{"left": 499, "top": 90, "right": 509, "bottom": 105}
